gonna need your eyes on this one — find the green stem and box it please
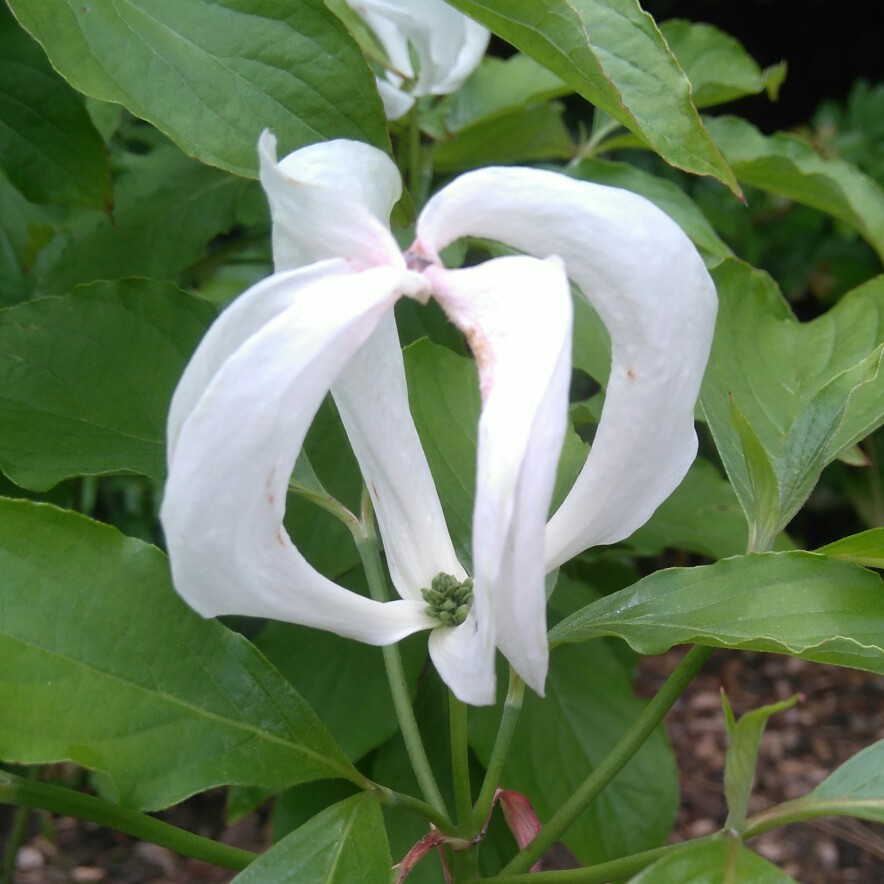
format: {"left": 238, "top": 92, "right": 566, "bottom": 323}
{"left": 374, "top": 786, "right": 453, "bottom": 833}
{"left": 472, "top": 668, "right": 525, "bottom": 830}
{"left": 499, "top": 645, "right": 713, "bottom": 875}
{"left": 356, "top": 497, "right": 449, "bottom": 821}
{"left": 485, "top": 835, "right": 719, "bottom": 883}
{"left": 743, "top": 798, "right": 873, "bottom": 839}
{"left": 1, "top": 769, "right": 35, "bottom": 884}
{"left": 449, "top": 691, "right": 473, "bottom": 832}
{"left": 0, "top": 771, "right": 255, "bottom": 872}
{"left": 408, "top": 105, "right": 424, "bottom": 209}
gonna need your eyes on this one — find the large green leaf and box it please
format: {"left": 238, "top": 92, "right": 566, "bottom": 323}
{"left": 0, "top": 177, "right": 62, "bottom": 306}
{"left": 442, "top": 54, "right": 571, "bottom": 134}
{"left": 0, "top": 9, "right": 109, "bottom": 209}
{"left": 0, "top": 498, "right": 359, "bottom": 810}
{"left": 550, "top": 552, "right": 884, "bottom": 677}
{"left": 445, "top": 0, "right": 738, "bottom": 193}
{"left": 622, "top": 459, "right": 750, "bottom": 560}
{"left": 470, "top": 641, "right": 678, "bottom": 865}
{"left": 6, "top": 0, "right": 388, "bottom": 178}
{"left": 0, "top": 279, "right": 214, "bottom": 491}
{"left": 254, "top": 620, "right": 424, "bottom": 763}
{"left": 569, "top": 157, "right": 733, "bottom": 262}
{"left": 433, "top": 102, "right": 574, "bottom": 172}
{"left": 706, "top": 115, "right": 884, "bottom": 260}
{"left": 404, "top": 339, "right": 586, "bottom": 570}
{"left": 233, "top": 794, "right": 390, "bottom": 884}
{"left": 817, "top": 528, "right": 884, "bottom": 569}
{"left": 701, "top": 262, "right": 884, "bottom": 547}
{"left": 38, "top": 146, "right": 249, "bottom": 295}
{"left": 660, "top": 20, "right": 785, "bottom": 109}
{"left": 628, "top": 837, "right": 796, "bottom": 883}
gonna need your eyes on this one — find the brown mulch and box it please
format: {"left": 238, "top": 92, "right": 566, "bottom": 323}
{"left": 636, "top": 648, "right": 884, "bottom": 883}
{"left": 4, "top": 648, "right": 884, "bottom": 882}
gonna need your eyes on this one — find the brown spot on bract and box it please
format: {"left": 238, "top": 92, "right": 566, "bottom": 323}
{"left": 627, "top": 367, "right": 636, "bottom": 380}
{"left": 276, "top": 529, "right": 286, "bottom": 547}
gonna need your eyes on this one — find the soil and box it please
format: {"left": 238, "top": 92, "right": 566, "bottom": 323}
{"left": 4, "top": 648, "right": 884, "bottom": 883}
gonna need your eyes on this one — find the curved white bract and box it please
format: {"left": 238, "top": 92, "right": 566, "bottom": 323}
{"left": 417, "top": 167, "right": 717, "bottom": 571}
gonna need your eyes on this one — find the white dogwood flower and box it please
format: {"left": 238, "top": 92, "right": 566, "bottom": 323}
{"left": 160, "top": 133, "right": 717, "bottom": 705}
{"left": 345, "top": 0, "right": 489, "bottom": 119}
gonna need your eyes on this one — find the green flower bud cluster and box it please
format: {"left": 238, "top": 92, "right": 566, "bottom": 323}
{"left": 421, "top": 572, "right": 474, "bottom": 627}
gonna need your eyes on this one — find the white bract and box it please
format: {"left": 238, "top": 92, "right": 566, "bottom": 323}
{"left": 160, "top": 132, "right": 717, "bottom": 705}
{"left": 345, "top": 0, "right": 489, "bottom": 119}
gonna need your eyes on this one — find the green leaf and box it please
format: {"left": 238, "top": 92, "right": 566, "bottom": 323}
{"left": 701, "top": 262, "right": 884, "bottom": 540}
{"left": 745, "top": 741, "right": 884, "bottom": 840}
{"left": 0, "top": 177, "right": 62, "bottom": 306}
{"left": 622, "top": 458, "right": 753, "bottom": 560}
{"left": 706, "top": 115, "right": 884, "bottom": 260}
{"left": 817, "top": 528, "right": 884, "bottom": 569}
{"left": 433, "top": 102, "right": 574, "bottom": 172}
{"left": 628, "top": 836, "right": 796, "bottom": 883}
{"left": 445, "top": 0, "right": 738, "bottom": 193}
{"left": 660, "top": 20, "right": 785, "bottom": 108}
{"left": 6, "top": 0, "right": 388, "bottom": 178}
{"left": 38, "top": 146, "right": 249, "bottom": 294}
{"left": 550, "top": 552, "right": 884, "bottom": 677}
{"left": 0, "top": 498, "right": 360, "bottom": 810}
{"left": 442, "top": 54, "right": 572, "bottom": 134}
{"left": 795, "top": 740, "right": 884, "bottom": 823}
{"left": 233, "top": 794, "right": 391, "bottom": 883}
{"left": 723, "top": 696, "right": 798, "bottom": 832}
{"left": 0, "top": 9, "right": 109, "bottom": 209}
{"left": 255, "top": 621, "right": 424, "bottom": 763}
{"left": 404, "top": 339, "right": 586, "bottom": 569}
{"left": 568, "top": 157, "right": 733, "bottom": 262}
{"left": 728, "top": 397, "right": 780, "bottom": 552}
{"left": 470, "top": 641, "right": 677, "bottom": 865}
{"left": 0, "top": 279, "right": 215, "bottom": 491}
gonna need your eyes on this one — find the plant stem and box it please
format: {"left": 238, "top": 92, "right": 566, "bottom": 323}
{"left": 449, "top": 691, "right": 473, "bottom": 834}
{"left": 356, "top": 497, "right": 449, "bottom": 821}
{"left": 374, "top": 786, "right": 453, "bottom": 833}
{"left": 743, "top": 798, "right": 873, "bottom": 839}
{"left": 472, "top": 668, "right": 525, "bottom": 830}
{"left": 484, "top": 835, "right": 719, "bottom": 882}
{"left": 408, "top": 105, "right": 424, "bottom": 209}
{"left": 0, "top": 771, "right": 255, "bottom": 872}
{"left": 499, "top": 645, "right": 714, "bottom": 875}
{"left": 1, "top": 769, "right": 34, "bottom": 884}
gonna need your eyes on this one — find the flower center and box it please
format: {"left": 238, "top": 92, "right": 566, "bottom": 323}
{"left": 421, "top": 572, "right": 473, "bottom": 626}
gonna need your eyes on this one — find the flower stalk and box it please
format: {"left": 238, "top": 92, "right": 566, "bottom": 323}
{"left": 0, "top": 771, "right": 255, "bottom": 872}
{"left": 499, "top": 645, "right": 714, "bottom": 875}
{"left": 357, "top": 491, "right": 449, "bottom": 820}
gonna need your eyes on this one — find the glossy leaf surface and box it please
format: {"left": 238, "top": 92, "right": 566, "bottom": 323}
{"left": 0, "top": 499, "right": 357, "bottom": 810}
{"left": 551, "top": 552, "right": 884, "bottom": 677}
{"left": 0, "top": 280, "right": 214, "bottom": 490}
{"left": 445, "top": 0, "right": 738, "bottom": 192}
{"left": 233, "top": 794, "right": 391, "bottom": 884}
{"left": 6, "top": 0, "right": 388, "bottom": 177}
